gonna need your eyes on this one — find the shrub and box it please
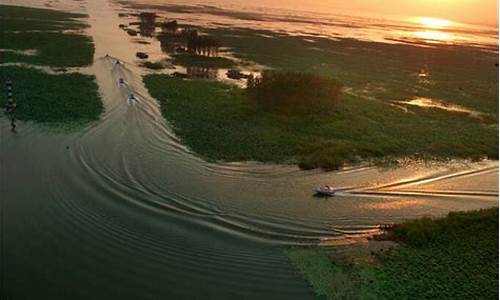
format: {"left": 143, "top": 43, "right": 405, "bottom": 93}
{"left": 247, "top": 71, "right": 342, "bottom": 115}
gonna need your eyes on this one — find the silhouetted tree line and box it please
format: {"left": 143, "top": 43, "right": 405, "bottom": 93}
{"left": 160, "top": 20, "right": 179, "bottom": 34}
{"left": 137, "top": 14, "right": 222, "bottom": 57}
{"left": 187, "top": 31, "right": 221, "bottom": 57}
{"left": 246, "top": 71, "right": 343, "bottom": 115}
{"left": 138, "top": 12, "right": 157, "bottom": 37}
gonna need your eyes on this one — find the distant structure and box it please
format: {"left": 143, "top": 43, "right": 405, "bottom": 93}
{"left": 138, "top": 12, "right": 157, "bottom": 37}
{"left": 4, "top": 80, "right": 17, "bottom": 132}
{"left": 160, "top": 20, "right": 179, "bottom": 34}
{"left": 187, "top": 32, "right": 221, "bottom": 57}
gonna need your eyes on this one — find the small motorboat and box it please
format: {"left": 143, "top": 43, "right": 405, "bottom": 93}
{"left": 226, "top": 69, "right": 250, "bottom": 80}
{"left": 315, "top": 185, "right": 337, "bottom": 197}
{"left": 136, "top": 52, "right": 149, "bottom": 59}
{"left": 128, "top": 94, "right": 139, "bottom": 104}
{"left": 118, "top": 78, "right": 125, "bottom": 85}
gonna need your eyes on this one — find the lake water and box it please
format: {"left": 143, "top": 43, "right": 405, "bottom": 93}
{"left": 123, "top": 0, "right": 498, "bottom": 49}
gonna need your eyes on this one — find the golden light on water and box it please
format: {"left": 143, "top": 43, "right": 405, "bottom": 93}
{"left": 414, "top": 30, "right": 454, "bottom": 42}
{"left": 410, "top": 17, "right": 457, "bottom": 43}
{"left": 415, "top": 17, "right": 454, "bottom": 29}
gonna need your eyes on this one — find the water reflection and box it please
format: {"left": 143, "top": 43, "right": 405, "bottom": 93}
{"left": 414, "top": 17, "right": 454, "bottom": 29}
{"left": 414, "top": 30, "right": 455, "bottom": 43}
{"left": 399, "top": 97, "right": 482, "bottom": 117}
{"left": 187, "top": 66, "right": 218, "bottom": 78}
{"left": 118, "top": 2, "right": 498, "bottom": 49}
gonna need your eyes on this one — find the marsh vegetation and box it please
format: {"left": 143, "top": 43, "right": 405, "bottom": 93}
{"left": 144, "top": 75, "right": 497, "bottom": 170}
{"left": 247, "top": 71, "right": 342, "bottom": 115}
{"left": 0, "top": 5, "right": 94, "bottom": 67}
{"left": 0, "top": 5, "right": 102, "bottom": 125}
{"left": 287, "top": 208, "right": 499, "bottom": 299}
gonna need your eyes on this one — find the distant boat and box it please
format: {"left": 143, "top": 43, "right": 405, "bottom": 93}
{"left": 315, "top": 186, "right": 337, "bottom": 197}
{"left": 226, "top": 69, "right": 250, "bottom": 80}
{"left": 136, "top": 52, "right": 149, "bottom": 59}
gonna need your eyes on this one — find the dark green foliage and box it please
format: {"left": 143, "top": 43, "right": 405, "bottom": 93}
{"left": 0, "top": 66, "right": 103, "bottom": 124}
{"left": 375, "top": 208, "right": 499, "bottom": 299}
{"left": 0, "top": 31, "right": 94, "bottom": 67}
{"left": 0, "top": 18, "right": 88, "bottom": 31}
{"left": 298, "top": 140, "right": 355, "bottom": 171}
{"left": 247, "top": 71, "right": 342, "bottom": 115}
{"left": 0, "top": 4, "right": 86, "bottom": 20}
{"left": 390, "top": 208, "right": 499, "bottom": 247}
{"left": 144, "top": 75, "right": 497, "bottom": 169}
{"left": 141, "top": 61, "right": 166, "bottom": 70}
{"left": 171, "top": 53, "right": 235, "bottom": 68}
{"left": 0, "top": 5, "right": 94, "bottom": 67}
{"left": 287, "top": 208, "right": 499, "bottom": 300}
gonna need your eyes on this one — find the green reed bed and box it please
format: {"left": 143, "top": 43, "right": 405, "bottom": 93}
{"left": 0, "top": 5, "right": 94, "bottom": 67}
{"left": 287, "top": 208, "right": 499, "bottom": 300}
{"left": 171, "top": 53, "right": 236, "bottom": 68}
{"left": 144, "top": 75, "right": 497, "bottom": 170}
{"left": 0, "top": 5, "right": 102, "bottom": 126}
{"left": 0, "top": 66, "right": 103, "bottom": 125}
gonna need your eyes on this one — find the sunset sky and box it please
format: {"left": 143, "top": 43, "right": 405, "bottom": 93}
{"left": 223, "top": 0, "right": 499, "bottom": 26}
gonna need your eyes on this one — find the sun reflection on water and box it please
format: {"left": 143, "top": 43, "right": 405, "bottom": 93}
{"left": 415, "top": 17, "right": 454, "bottom": 29}
{"left": 414, "top": 30, "right": 455, "bottom": 43}
{"left": 399, "top": 16, "right": 459, "bottom": 43}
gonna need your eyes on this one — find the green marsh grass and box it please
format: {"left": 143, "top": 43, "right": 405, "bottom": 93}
{"left": 287, "top": 208, "right": 499, "bottom": 300}
{"left": 0, "top": 5, "right": 94, "bottom": 67}
{"left": 171, "top": 53, "right": 235, "bottom": 68}
{"left": 207, "top": 28, "right": 498, "bottom": 117}
{"left": 144, "top": 75, "right": 497, "bottom": 169}
{"left": 0, "top": 66, "right": 103, "bottom": 124}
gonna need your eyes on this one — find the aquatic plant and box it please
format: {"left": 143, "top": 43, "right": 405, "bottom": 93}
{"left": 171, "top": 53, "right": 235, "bottom": 68}
{"left": 287, "top": 208, "right": 499, "bottom": 300}
{"left": 0, "top": 66, "right": 103, "bottom": 124}
{"left": 247, "top": 70, "right": 343, "bottom": 115}
{"left": 0, "top": 5, "right": 94, "bottom": 67}
{"left": 144, "top": 75, "right": 497, "bottom": 169}
{"left": 141, "top": 61, "right": 167, "bottom": 70}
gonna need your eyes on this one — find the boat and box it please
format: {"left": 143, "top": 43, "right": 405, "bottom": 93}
{"left": 315, "top": 185, "right": 337, "bottom": 197}
{"left": 136, "top": 52, "right": 149, "bottom": 59}
{"left": 226, "top": 69, "right": 250, "bottom": 80}
{"left": 128, "top": 94, "right": 138, "bottom": 104}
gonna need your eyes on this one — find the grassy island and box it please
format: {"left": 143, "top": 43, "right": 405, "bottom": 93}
{"left": 144, "top": 73, "right": 497, "bottom": 170}
{"left": 0, "top": 66, "right": 102, "bottom": 124}
{"left": 287, "top": 208, "right": 499, "bottom": 299}
{"left": 0, "top": 5, "right": 103, "bottom": 126}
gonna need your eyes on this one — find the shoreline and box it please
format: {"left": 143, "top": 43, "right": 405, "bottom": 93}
{"left": 287, "top": 207, "right": 499, "bottom": 299}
